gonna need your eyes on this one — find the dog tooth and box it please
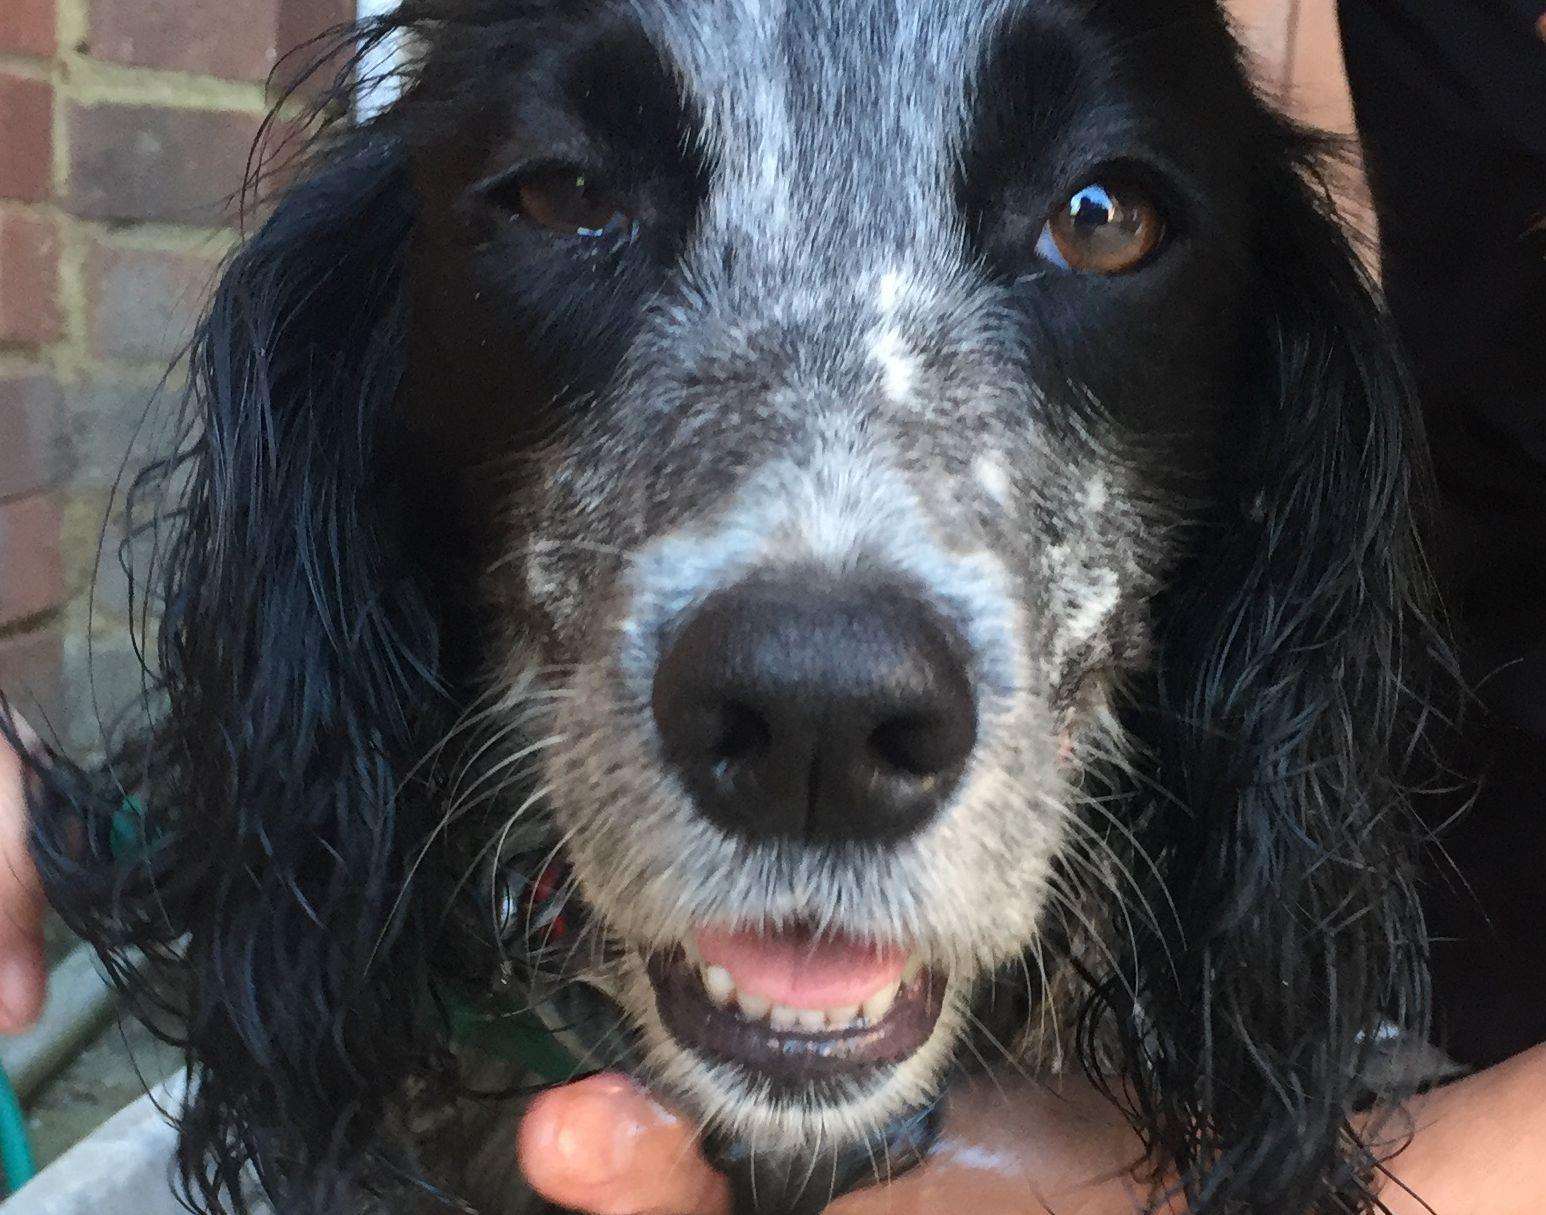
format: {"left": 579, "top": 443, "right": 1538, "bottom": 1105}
{"left": 683, "top": 939, "right": 704, "bottom": 967}
{"left": 900, "top": 955, "right": 924, "bottom": 985}
{"left": 796, "top": 1008, "right": 826, "bottom": 1033}
{"left": 768, "top": 1004, "right": 800, "bottom": 1032}
{"left": 828, "top": 1005, "right": 860, "bottom": 1029}
{"left": 737, "top": 990, "right": 771, "bottom": 1021}
{"left": 701, "top": 965, "right": 735, "bottom": 1007}
{"left": 862, "top": 982, "right": 898, "bottom": 1026}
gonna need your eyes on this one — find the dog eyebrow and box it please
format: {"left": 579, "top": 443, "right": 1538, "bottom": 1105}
{"left": 561, "top": 18, "right": 702, "bottom": 176}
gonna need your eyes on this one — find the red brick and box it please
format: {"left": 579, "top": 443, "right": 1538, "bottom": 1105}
{"left": 0, "top": 209, "right": 62, "bottom": 347}
{"left": 87, "top": 0, "right": 354, "bottom": 85}
{"left": 0, "top": 76, "right": 54, "bottom": 204}
{"left": 0, "top": 493, "right": 64, "bottom": 627}
{"left": 66, "top": 378, "right": 170, "bottom": 490}
{"left": 66, "top": 103, "right": 264, "bottom": 226}
{"left": 0, "top": 377, "right": 64, "bottom": 500}
{"left": 276, "top": 0, "right": 357, "bottom": 93}
{"left": 87, "top": 239, "right": 223, "bottom": 363}
{"left": 90, "top": 0, "right": 284, "bottom": 83}
{"left": 0, "top": 0, "right": 57, "bottom": 58}
{"left": 278, "top": 0, "right": 356, "bottom": 54}
{"left": 0, "top": 626, "right": 63, "bottom": 733}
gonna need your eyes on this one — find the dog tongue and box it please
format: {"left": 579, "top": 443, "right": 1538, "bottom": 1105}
{"left": 692, "top": 926, "right": 909, "bottom": 1009}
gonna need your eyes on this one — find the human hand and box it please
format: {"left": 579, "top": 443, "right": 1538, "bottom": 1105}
{"left": 518, "top": 1069, "right": 1162, "bottom": 1215}
{"left": 0, "top": 716, "right": 47, "bottom": 1033}
{"left": 518, "top": 1046, "right": 1546, "bottom": 1215}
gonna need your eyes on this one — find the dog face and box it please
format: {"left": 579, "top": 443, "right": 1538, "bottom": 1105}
{"left": 406, "top": 0, "right": 1261, "bottom": 1149}
{"left": 31, "top": 1, "right": 1439, "bottom": 1211}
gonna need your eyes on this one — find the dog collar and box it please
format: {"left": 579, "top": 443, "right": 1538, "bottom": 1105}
{"left": 444, "top": 990, "right": 588, "bottom": 1082}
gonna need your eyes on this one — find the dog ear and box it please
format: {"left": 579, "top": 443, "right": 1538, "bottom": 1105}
{"left": 1102, "top": 135, "right": 1443, "bottom": 1213}
{"left": 28, "top": 130, "right": 458, "bottom": 1212}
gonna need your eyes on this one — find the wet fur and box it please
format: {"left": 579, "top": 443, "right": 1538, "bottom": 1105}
{"left": 14, "top": 1, "right": 1448, "bottom": 1212}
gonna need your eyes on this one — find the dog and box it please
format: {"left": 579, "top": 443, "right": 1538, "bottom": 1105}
{"left": 25, "top": 1, "right": 1448, "bottom": 1212}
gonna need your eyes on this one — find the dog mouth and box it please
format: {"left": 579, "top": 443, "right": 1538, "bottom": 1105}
{"left": 645, "top": 925, "right": 946, "bottom": 1083}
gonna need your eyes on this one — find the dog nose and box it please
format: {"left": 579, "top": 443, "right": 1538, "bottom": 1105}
{"left": 652, "top": 580, "right": 977, "bottom": 843}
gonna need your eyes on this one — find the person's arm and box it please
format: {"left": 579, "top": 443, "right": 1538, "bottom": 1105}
{"left": 517, "top": 1051, "right": 1546, "bottom": 1215}
{"left": 0, "top": 725, "right": 46, "bottom": 1033}
{"left": 1373, "top": 1043, "right": 1546, "bottom": 1215}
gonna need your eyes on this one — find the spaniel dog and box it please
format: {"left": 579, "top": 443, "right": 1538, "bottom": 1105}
{"left": 23, "top": 1, "right": 1446, "bottom": 1212}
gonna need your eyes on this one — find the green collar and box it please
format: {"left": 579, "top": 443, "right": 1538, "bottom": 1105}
{"left": 445, "top": 991, "right": 586, "bottom": 1082}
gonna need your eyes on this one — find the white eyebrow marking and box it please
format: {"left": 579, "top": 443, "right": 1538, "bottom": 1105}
{"left": 868, "top": 268, "right": 920, "bottom": 402}
{"left": 870, "top": 326, "right": 918, "bottom": 402}
{"left": 974, "top": 455, "right": 1012, "bottom": 505}
{"left": 876, "top": 268, "right": 907, "bottom": 314}
{"left": 1063, "top": 567, "right": 1121, "bottom": 648}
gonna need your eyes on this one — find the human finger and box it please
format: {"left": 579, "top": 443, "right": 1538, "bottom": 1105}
{"left": 518, "top": 1072, "right": 730, "bottom": 1215}
{"left": 0, "top": 717, "right": 47, "bottom": 1032}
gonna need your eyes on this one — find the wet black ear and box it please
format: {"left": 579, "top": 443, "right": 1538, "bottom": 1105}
{"left": 1104, "top": 132, "right": 1441, "bottom": 1214}
{"left": 25, "top": 130, "right": 462, "bottom": 1213}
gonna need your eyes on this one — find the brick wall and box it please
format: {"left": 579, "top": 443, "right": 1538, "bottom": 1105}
{"left": 0, "top": 0, "right": 350, "bottom": 747}
{"left": 0, "top": 0, "right": 1359, "bottom": 750}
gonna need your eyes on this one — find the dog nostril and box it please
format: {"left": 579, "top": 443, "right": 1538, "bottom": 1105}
{"left": 712, "top": 701, "right": 772, "bottom": 763}
{"left": 868, "top": 714, "right": 959, "bottom": 779}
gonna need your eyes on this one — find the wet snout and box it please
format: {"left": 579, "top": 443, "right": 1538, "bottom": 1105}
{"left": 651, "top": 578, "right": 978, "bottom": 844}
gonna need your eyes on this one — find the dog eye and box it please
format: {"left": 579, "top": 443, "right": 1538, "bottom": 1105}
{"left": 1036, "top": 182, "right": 1164, "bottom": 274}
{"left": 483, "top": 165, "right": 635, "bottom": 239}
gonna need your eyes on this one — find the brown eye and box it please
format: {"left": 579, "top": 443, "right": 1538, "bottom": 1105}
{"left": 495, "top": 166, "right": 634, "bottom": 238}
{"left": 1038, "top": 182, "right": 1164, "bottom": 274}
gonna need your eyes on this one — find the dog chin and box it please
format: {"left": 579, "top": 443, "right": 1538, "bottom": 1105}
{"left": 608, "top": 928, "right": 970, "bottom": 1152}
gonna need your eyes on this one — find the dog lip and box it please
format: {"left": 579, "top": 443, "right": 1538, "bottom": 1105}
{"left": 646, "top": 949, "right": 946, "bottom": 1082}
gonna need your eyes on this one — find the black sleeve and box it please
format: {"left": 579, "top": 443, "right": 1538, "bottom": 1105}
{"left": 1337, "top": 0, "right": 1545, "bottom": 547}
{"left": 1337, "top": 0, "right": 1546, "bottom": 1070}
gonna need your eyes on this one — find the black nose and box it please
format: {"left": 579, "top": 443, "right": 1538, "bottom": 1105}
{"left": 651, "top": 579, "right": 977, "bottom": 844}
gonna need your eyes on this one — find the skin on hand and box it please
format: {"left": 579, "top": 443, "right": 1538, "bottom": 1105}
{"left": 522, "top": 1050, "right": 1546, "bottom": 1215}
{"left": 1372, "top": 1042, "right": 1546, "bottom": 1215}
{"left": 0, "top": 722, "right": 46, "bottom": 1033}
{"left": 518, "top": 1074, "right": 731, "bottom": 1215}
{"left": 519, "top": 1071, "right": 1168, "bottom": 1215}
